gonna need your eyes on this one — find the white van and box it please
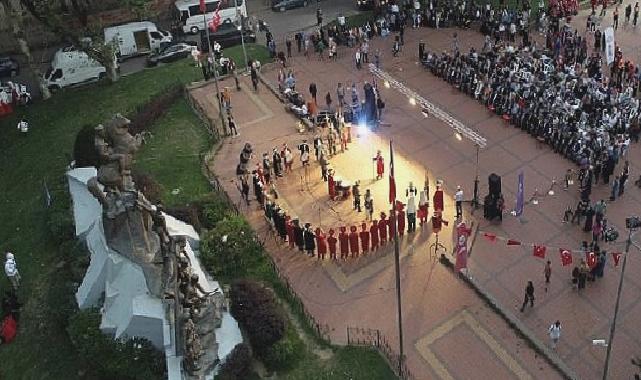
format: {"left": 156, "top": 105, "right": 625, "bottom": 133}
{"left": 44, "top": 48, "right": 107, "bottom": 89}
{"left": 104, "top": 21, "right": 173, "bottom": 60}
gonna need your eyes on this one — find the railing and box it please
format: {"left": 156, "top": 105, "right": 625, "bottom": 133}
{"left": 347, "top": 326, "right": 416, "bottom": 380}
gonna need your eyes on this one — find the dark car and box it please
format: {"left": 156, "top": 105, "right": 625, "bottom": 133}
{"left": 0, "top": 57, "right": 19, "bottom": 78}
{"left": 208, "top": 19, "right": 257, "bottom": 48}
{"left": 271, "top": 0, "right": 308, "bottom": 12}
{"left": 147, "top": 42, "right": 197, "bottom": 67}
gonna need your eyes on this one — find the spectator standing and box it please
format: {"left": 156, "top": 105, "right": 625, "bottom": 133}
{"left": 4, "top": 253, "right": 20, "bottom": 291}
{"left": 548, "top": 321, "right": 561, "bottom": 350}
{"left": 520, "top": 281, "right": 535, "bottom": 312}
{"left": 544, "top": 260, "right": 552, "bottom": 292}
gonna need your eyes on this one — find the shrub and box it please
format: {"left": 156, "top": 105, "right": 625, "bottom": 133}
{"left": 218, "top": 343, "right": 253, "bottom": 380}
{"left": 262, "top": 325, "right": 305, "bottom": 372}
{"left": 200, "top": 216, "right": 262, "bottom": 278}
{"left": 46, "top": 178, "right": 74, "bottom": 243}
{"left": 73, "top": 124, "right": 100, "bottom": 168}
{"left": 132, "top": 169, "right": 163, "bottom": 204}
{"left": 230, "top": 279, "right": 286, "bottom": 352}
{"left": 198, "top": 194, "right": 232, "bottom": 229}
{"left": 67, "top": 309, "right": 165, "bottom": 380}
{"left": 128, "top": 84, "right": 183, "bottom": 135}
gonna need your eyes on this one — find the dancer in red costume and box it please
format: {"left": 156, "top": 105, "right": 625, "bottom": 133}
{"left": 338, "top": 226, "right": 349, "bottom": 259}
{"left": 327, "top": 229, "right": 338, "bottom": 260}
{"left": 349, "top": 226, "right": 359, "bottom": 258}
{"left": 378, "top": 212, "right": 388, "bottom": 245}
{"left": 396, "top": 201, "right": 406, "bottom": 237}
{"left": 370, "top": 220, "right": 379, "bottom": 251}
{"left": 328, "top": 169, "right": 336, "bottom": 200}
{"left": 359, "top": 223, "right": 370, "bottom": 254}
{"left": 315, "top": 228, "right": 327, "bottom": 260}
{"left": 374, "top": 150, "right": 384, "bottom": 180}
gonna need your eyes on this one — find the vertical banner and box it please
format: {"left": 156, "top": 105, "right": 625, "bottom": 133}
{"left": 605, "top": 27, "right": 615, "bottom": 65}
{"left": 515, "top": 171, "right": 524, "bottom": 217}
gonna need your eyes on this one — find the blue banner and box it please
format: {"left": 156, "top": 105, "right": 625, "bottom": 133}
{"left": 515, "top": 171, "right": 524, "bottom": 216}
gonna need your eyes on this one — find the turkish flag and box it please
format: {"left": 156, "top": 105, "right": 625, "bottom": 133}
{"left": 611, "top": 252, "right": 622, "bottom": 267}
{"left": 559, "top": 248, "right": 572, "bottom": 266}
{"left": 209, "top": 9, "right": 222, "bottom": 32}
{"left": 507, "top": 239, "right": 521, "bottom": 246}
{"left": 586, "top": 251, "right": 597, "bottom": 269}
{"left": 200, "top": 0, "right": 206, "bottom": 12}
{"left": 483, "top": 232, "right": 497, "bottom": 242}
{"left": 533, "top": 245, "right": 546, "bottom": 259}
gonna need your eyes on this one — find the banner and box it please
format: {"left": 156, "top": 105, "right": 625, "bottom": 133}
{"left": 455, "top": 222, "right": 472, "bottom": 271}
{"left": 515, "top": 171, "right": 524, "bottom": 216}
{"left": 605, "top": 27, "right": 615, "bottom": 65}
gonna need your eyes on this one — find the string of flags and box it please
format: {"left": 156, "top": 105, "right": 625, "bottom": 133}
{"left": 480, "top": 231, "right": 624, "bottom": 268}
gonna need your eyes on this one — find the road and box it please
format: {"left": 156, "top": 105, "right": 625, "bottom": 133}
{"left": 2, "top": 0, "right": 360, "bottom": 101}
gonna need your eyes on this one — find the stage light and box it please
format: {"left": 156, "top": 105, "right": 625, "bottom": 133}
{"left": 384, "top": 80, "right": 391, "bottom": 88}
{"left": 455, "top": 132, "right": 462, "bottom": 141}
{"left": 409, "top": 97, "right": 416, "bottom": 106}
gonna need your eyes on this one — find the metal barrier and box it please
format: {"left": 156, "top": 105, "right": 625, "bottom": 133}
{"left": 347, "top": 326, "right": 416, "bottom": 380}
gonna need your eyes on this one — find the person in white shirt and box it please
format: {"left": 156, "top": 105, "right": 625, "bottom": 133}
{"left": 455, "top": 186, "right": 464, "bottom": 219}
{"left": 17, "top": 118, "right": 29, "bottom": 134}
{"left": 548, "top": 320, "right": 561, "bottom": 349}
{"left": 4, "top": 252, "right": 20, "bottom": 291}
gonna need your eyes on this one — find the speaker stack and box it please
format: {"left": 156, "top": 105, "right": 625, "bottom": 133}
{"left": 484, "top": 173, "right": 503, "bottom": 221}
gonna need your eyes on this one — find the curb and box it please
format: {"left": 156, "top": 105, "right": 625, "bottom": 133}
{"left": 439, "top": 220, "right": 578, "bottom": 380}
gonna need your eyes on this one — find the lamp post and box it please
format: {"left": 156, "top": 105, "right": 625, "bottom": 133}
{"left": 602, "top": 218, "right": 638, "bottom": 380}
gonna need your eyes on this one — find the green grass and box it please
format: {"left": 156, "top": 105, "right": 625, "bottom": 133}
{"left": 0, "top": 44, "right": 267, "bottom": 380}
{"left": 135, "top": 98, "right": 212, "bottom": 207}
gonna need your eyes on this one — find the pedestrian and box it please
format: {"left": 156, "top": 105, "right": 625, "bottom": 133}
{"left": 544, "top": 260, "right": 552, "bottom": 292}
{"left": 295, "top": 32, "right": 302, "bottom": 53}
{"left": 250, "top": 65, "right": 259, "bottom": 91}
{"left": 286, "top": 35, "right": 292, "bottom": 58}
{"left": 17, "top": 117, "right": 28, "bottom": 134}
{"left": 309, "top": 82, "right": 317, "bottom": 104}
{"left": 376, "top": 95, "right": 385, "bottom": 121}
{"left": 337, "top": 82, "right": 345, "bottom": 106}
{"left": 303, "top": 223, "right": 316, "bottom": 257}
{"left": 634, "top": 2, "right": 639, "bottom": 26}
{"left": 520, "top": 280, "right": 535, "bottom": 312}
{"left": 325, "top": 91, "right": 332, "bottom": 110}
{"left": 355, "top": 48, "right": 362, "bottom": 69}
{"left": 227, "top": 116, "right": 238, "bottom": 136}
{"left": 393, "top": 38, "right": 400, "bottom": 57}
{"left": 316, "top": 7, "right": 323, "bottom": 26}
{"left": 578, "top": 260, "right": 588, "bottom": 290}
{"left": 548, "top": 320, "right": 561, "bottom": 350}
{"left": 240, "top": 177, "right": 250, "bottom": 205}
{"left": 562, "top": 204, "right": 573, "bottom": 223}
{"left": 364, "top": 189, "right": 374, "bottom": 220}
{"left": 626, "top": 3, "right": 632, "bottom": 23}
{"left": 374, "top": 49, "right": 380, "bottom": 69}
{"left": 353, "top": 181, "right": 362, "bottom": 212}
{"left": 610, "top": 175, "right": 619, "bottom": 201}
{"left": 4, "top": 253, "right": 20, "bottom": 291}
{"left": 455, "top": 186, "right": 463, "bottom": 219}
{"left": 407, "top": 194, "right": 417, "bottom": 232}
{"left": 614, "top": 6, "right": 620, "bottom": 29}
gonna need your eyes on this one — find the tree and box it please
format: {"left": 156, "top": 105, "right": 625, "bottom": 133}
{"left": 0, "top": 0, "right": 52, "bottom": 99}
{"left": 18, "top": 0, "right": 152, "bottom": 83}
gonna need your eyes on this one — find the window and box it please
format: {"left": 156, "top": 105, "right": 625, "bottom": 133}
{"left": 188, "top": 4, "right": 202, "bottom": 16}
{"left": 206, "top": 2, "right": 219, "bottom": 12}
{"left": 150, "top": 31, "right": 163, "bottom": 39}
{"left": 52, "top": 69, "right": 63, "bottom": 80}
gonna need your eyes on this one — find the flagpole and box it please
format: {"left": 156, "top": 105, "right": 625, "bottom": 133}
{"left": 234, "top": 0, "right": 249, "bottom": 72}
{"left": 390, "top": 140, "right": 405, "bottom": 374}
{"left": 203, "top": 11, "right": 228, "bottom": 135}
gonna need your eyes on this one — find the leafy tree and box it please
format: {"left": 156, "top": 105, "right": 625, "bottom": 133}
{"left": 218, "top": 343, "right": 253, "bottom": 380}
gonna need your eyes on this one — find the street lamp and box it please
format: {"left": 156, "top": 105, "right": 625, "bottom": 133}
{"left": 602, "top": 216, "right": 640, "bottom": 380}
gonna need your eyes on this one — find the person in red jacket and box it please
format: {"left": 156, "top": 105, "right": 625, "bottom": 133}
{"left": 328, "top": 168, "right": 336, "bottom": 200}
{"left": 285, "top": 217, "right": 295, "bottom": 249}
{"left": 370, "top": 220, "right": 379, "bottom": 251}
{"left": 379, "top": 212, "right": 388, "bottom": 245}
{"left": 315, "top": 227, "right": 327, "bottom": 260}
{"left": 338, "top": 226, "right": 349, "bottom": 259}
{"left": 396, "top": 201, "right": 406, "bottom": 237}
{"left": 327, "top": 228, "right": 338, "bottom": 260}
{"left": 349, "top": 225, "right": 359, "bottom": 258}
{"left": 360, "top": 222, "right": 370, "bottom": 254}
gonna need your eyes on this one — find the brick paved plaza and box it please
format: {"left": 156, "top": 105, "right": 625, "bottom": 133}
{"left": 192, "top": 13, "right": 641, "bottom": 379}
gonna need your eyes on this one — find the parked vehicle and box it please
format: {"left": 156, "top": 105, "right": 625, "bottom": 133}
{"left": 355, "top": 0, "right": 387, "bottom": 10}
{"left": 44, "top": 48, "right": 107, "bottom": 89}
{"left": 147, "top": 42, "right": 198, "bottom": 66}
{"left": 271, "top": 0, "right": 308, "bottom": 12}
{"left": 174, "top": 0, "right": 247, "bottom": 34}
{"left": 104, "top": 21, "right": 173, "bottom": 60}
{"left": 0, "top": 57, "right": 19, "bottom": 78}
{"left": 205, "top": 19, "right": 256, "bottom": 48}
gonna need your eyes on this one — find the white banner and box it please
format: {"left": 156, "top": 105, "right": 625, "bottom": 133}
{"left": 605, "top": 27, "right": 615, "bottom": 65}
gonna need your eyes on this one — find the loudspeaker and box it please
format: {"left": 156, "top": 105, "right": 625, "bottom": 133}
{"left": 488, "top": 173, "right": 501, "bottom": 196}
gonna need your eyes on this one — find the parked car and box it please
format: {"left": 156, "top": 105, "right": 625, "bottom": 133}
{"left": 147, "top": 42, "right": 197, "bottom": 66}
{"left": 208, "top": 19, "right": 257, "bottom": 48}
{"left": 271, "top": 0, "right": 308, "bottom": 12}
{"left": 0, "top": 57, "right": 19, "bottom": 78}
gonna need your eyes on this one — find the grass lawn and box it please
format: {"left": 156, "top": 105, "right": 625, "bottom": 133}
{"left": 0, "top": 44, "right": 268, "bottom": 380}
{"left": 134, "top": 98, "right": 212, "bottom": 207}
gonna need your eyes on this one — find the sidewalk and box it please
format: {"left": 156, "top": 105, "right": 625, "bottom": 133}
{"left": 191, "top": 72, "right": 566, "bottom": 379}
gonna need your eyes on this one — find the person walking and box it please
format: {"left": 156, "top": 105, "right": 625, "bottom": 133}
{"left": 286, "top": 35, "right": 292, "bottom": 58}
{"left": 520, "top": 280, "right": 535, "bottom": 312}
{"left": 309, "top": 82, "right": 317, "bottom": 104}
{"left": 548, "top": 320, "right": 561, "bottom": 350}
{"left": 228, "top": 116, "right": 239, "bottom": 136}
{"left": 455, "top": 186, "right": 463, "bottom": 219}
{"left": 610, "top": 175, "right": 620, "bottom": 201}
{"left": 614, "top": 6, "right": 620, "bottom": 29}
{"left": 4, "top": 253, "right": 20, "bottom": 291}
{"left": 17, "top": 117, "right": 29, "bottom": 134}
{"left": 325, "top": 92, "right": 332, "bottom": 111}
{"left": 634, "top": 2, "right": 639, "bottom": 26}
{"left": 544, "top": 260, "right": 552, "bottom": 292}
{"left": 626, "top": 3, "right": 632, "bottom": 23}
{"left": 337, "top": 82, "right": 345, "bottom": 106}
